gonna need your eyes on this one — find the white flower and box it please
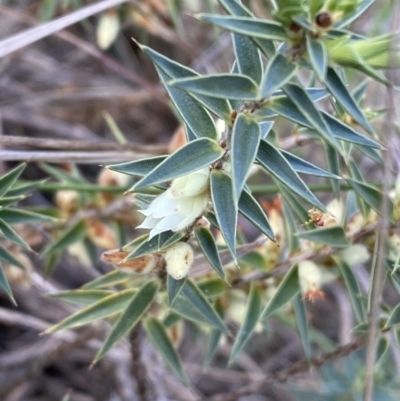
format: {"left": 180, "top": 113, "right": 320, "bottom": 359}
{"left": 338, "top": 244, "right": 370, "bottom": 266}
{"left": 137, "top": 168, "right": 210, "bottom": 239}
{"left": 164, "top": 241, "right": 194, "bottom": 279}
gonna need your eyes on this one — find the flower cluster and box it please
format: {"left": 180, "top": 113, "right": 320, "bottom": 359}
{"left": 137, "top": 167, "right": 210, "bottom": 239}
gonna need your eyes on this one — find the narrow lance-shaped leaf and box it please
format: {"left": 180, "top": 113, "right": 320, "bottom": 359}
{"left": 93, "top": 280, "right": 159, "bottom": 363}
{"left": 133, "top": 138, "right": 224, "bottom": 190}
{"left": 210, "top": 170, "right": 237, "bottom": 261}
{"left": 0, "top": 163, "right": 26, "bottom": 198}
{"left": 297, "top": 226, "right": 350, "bottom": 248}
{"left": 231, "top": 113, "right": 261, "bottom": 202}
{"left": 169, "top": 74, "right": 259, "bottom": 100}
{"left": 167, "top": 275, "right": 186, "bottom": 306}
{"left": 261, "top": 265, "right": 300, "bottom": 320}
{"left": 260, "top": 121, "right": 274, "bottom": 139}
{"left": 0, "top": 263, "right": 16, "bottom": 305}
{"left": 386, "top": 304, "right": 400, "bottom": 328}
{"left": 260, "top": 53, "right": 298, "bottom": 98}
{"left": 195, "top": 227, "right": 225, "bottom": 279}
{"left": 229, "top": 283, "right": 262, "bottom": 364}
{"left": 0, "top": 244, "right": 25, "bottom": 269}
{"left": 204, "top": 328, "right": 222, "bottom": 369}
{"left": 293, "top": 294, "right": 311, "bottom": 361}
{"left": 334, "top": 257, "right": 365, "bottom": 323}
{"left": 256, "top": 140, "right": 326, "bottom": 210}
{"left": 144, "top": 318, "right": 189, "bottom": 385}
{"left": 324, "top": 144, "right": 340, "bottom": 198}
{"left": 306, "top": 37, "right": 327, "bottom": 81}
{"left": 282, "top": 83, "right": 342, "bottom": 153}
{"left": 283, "top": 200, "right": 300, "bottom": 253}
{"left": 0, "top": 208, "right": 57, "bottom": 224}
{"left": 325, "top": 67, "right": 374, "bottom": 134}
{"left": 197, "top": 14, "right": 287, "bottom": 42}
{"left": 0, "top": 218, "right": 31, "bottom": 251}
{"left": 181, "top": 279, "right": 229, "bottom": 334}
{"left": 233, "top": 34, "right": 263, "bottom": 84}
{"left": 281, "top": 150, "right": 340, "bottom": 179}
{"left": 41, "top": 220, "right": 87, "bottom": 257}
{"left": 83, "top": 269, "right": 134, "bottom": 289}
{"left": 346, "top": 177, "right": 384, "bottom": 215}
{"left": 157, "top": 68, "right": 218, "bottom": 140}
{"left": 44, "top": 289, "right": 138, "bottom": 333}
{"left": 125, "top": 232, "right": 173, "bottom": 260}
{"left": 48, "top": 289, "right": 114, "bottom": 306}
{"left": 238, "top": 190, "right": 275, "bottom": 241}
{"left": 107, "top": 156, "right": 166, "bottom": 177}
{"left": 335, "top": 0, "right": 375, "bottom": 28}
{"left": 140, "top": 45, "right": 231, "bottom": 120}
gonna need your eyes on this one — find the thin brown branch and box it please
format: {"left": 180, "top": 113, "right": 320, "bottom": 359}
{"left": 204, "top": 337, "right": 365, "bottom": 401}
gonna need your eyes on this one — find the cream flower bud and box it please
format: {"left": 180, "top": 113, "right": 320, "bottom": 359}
{"left": 96, "top": 10, "right": 120, "bottom": 50}
{"left": 338, "top": 244, "right": 370, "bottom": 266}
{"left": 164, "top": 242, "right": 194, "bottom": 280}
{"left": 170, "top": 167, "right": 210, "bottom": 198}
{"left": 393, "top": 174, "right": 400, "bottom": 221}
{"left": 298, "top": 261, "right": 325, "bottom": 302}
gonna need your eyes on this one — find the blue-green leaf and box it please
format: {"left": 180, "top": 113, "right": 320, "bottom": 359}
{"left": 141, "top": 45, "right": 231, "bottom": 120}
{"left": 48, "top": 289, "right": 114, "bottom": 306}
{"left": 167, "top": 275, "right": 186, "bottom": 306}
{"left": 282, "top": 83, "right": 342, "bottom": 152}
{"left": 0, "top": 262, "right": 16, "bottom": 305}
{"left": 231, "top": 113, "right": 261, "bottom": 201}
{"left": 0, "top": 208, "right": 57, "bottom": 224}
{"left": 195, "top": 227, "right": 225, "bottom": 278}
{"left": 0, "top": 218, "right": 31, "bottom": 250}
{"left": 233, "top": 34, "right": 263, "bottom": 84}
{"left": 229, "top": 283, "right": 262, "bottom": 363}
{"left": 157, "top": 68, "right": 218, "bottom": 140}
{"left": 133, "top": 138, "right": 223, "bottom": 190}
{"left": 306, "top": 37, "right": 327, "bottom": 81}
{"left": 93, "top": 280, "right": 159, "bottom": 363}
{"left": 144, "top": 318, "right": 189, "bottom": 385}
{"left": 335, "top": 0, "right": 375, "bottom": 28}
{"left": 198, "top": 15, "right": 287, "bottom": 42}
{"left": 210, "top": 170, "right": 237, "bottom": 260}
{"left": 260, "top": 53, "right": 298, "bottom": 98}
{"left": 0, "top": 164, "right": 26, "bottom": 198}
{"left": 346, "top": 177, "right": 383, "bottom": 214}
{"left": 324, "top": 144, "right": 340, "bottom": 198}
{"left": 170, "top": 74, "right": 258, "bottom": 100}
{"left": 181, "top": 279, "right": 229, "bottom": 333}
{"left": 261, "top": 265, "right": 300, "bottom": 320}
{"left": 325, "top": 67, "right": 374, "bottom": 134}
{"left": 281, "top": 150, "right": 340, "bottom": 179}
{"left": 293, "top": 293, "right": 311, "bottom": 361}
{"left": 238, "top": 190, "right": 275, "bottom": 241}
{"left": 283, "top": 200, "right": 300, "bottom": 253}
{"left": 257, "top": 140, "right": 325, "bottom": 210}
{"left": 108, "top": 156, "right": 166, "bottom": 177}
{"left": 83, "top": 270, "right": 134, "bottom": 289}
{"left": 297, "top": 226, "right": 350, "bottom": 248}
{"left": 260, "top": 121, "right": 274, "bottom": 138}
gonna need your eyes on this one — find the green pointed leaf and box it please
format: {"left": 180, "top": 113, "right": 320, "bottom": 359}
{"left": 297, "top": 226, "right": 350, "bottom": 248}
{"left": 261, "top": 265, "right": 300, "bottom": 320}
{"left": 45, "top": 289, "right": 138, "bottom": 333}
{"left": 125, "top": 231, "right": 176, "bottom": 260}
{"left": 170, "top": 74, "right": 258, "bottom": 100}
{"left": 0, "top": 163, "right": 26, "bottom": 198}
{"left": 335, "top": 258, "right": 365, "bottom": 323}
{"left": 0, "top": 263, "right": 16, "bottom": 305}
{"left": 94, "top": 280, "right": 159, "bottom": 363}
{"left": 0, "top": 208, "right": 57, "bottom": 224}
{"left": 276, "top": 180, "right": 310, "bottom": 222}
{"left": 204, "top": 328, "right": 222, "bottom": 369}
{"left": 256, "top": 140, "right": 325, "bottom": 210}
{"left": 210, "top": 170, "right": 237, "bottom": 260}
{"left": 386, "top": 304, "right": 400, "bottom": 328}
{"left": 41, "top": 220, "right": 87, "bottom": 257}
{"left": 260, "top": 121, "right": 274, "bottom": 138}
{"left": 167, "top": 275, "right": 186, "bottom": 306}
{"left": 238, "top": 190, "right": 275, "bottom": 241}
{"left": 229, "top": 283, "right": 262, "bottom": 363}
{"left": 376, "top": 336, "right": 389, "bottom": 364}
{"left": 0, "top": 218, "right": 31, "bottom": 250}
{"left": 260, "top": 53, "right": 298, "bottom": 98}
{"left": 195, "top": 227, "right": 225, "bottom": 278}
{"left": 0, "top": 195, "right": 25, "bottom": 208}
{"left": 335, "top": 0, "right": 374, "bottom": 28}
{"left": 6, "top": 179, "right": 47, "bottom": 197}
{"left": 0, "top": 244, "right": 25, "bottom": 269}
{"left": 231, "top": 113, "right": 261, "bottom": 201}
{"left": 283, "top": 200, "right": 300, "bottom": 253}
{"left": 40, "top": 163, "right": 83, "bottom": 184}
{"left": 346, "top": 177, "right": 383, "bottom": 214}
{"left": 233, "top": 34, "right": 263, "bottom": 84}
{"left": 198, "top": 278, "right": 227, "bottom": 298}
{"left": 141, "top": 45, "right": 231, "bottom": 120}
{"left": 281, "top": 150, "right": 340, "bottom": 179}
{"left": 144, "top": 318, "right": 189, "bottom": 385}
{"left": 133, "top": 138, "right": 223, "bottom": 190}
{"left": 48, "top": 289, "right": 114, "bottom": 306}
{"left": 198, "top": 15, "right": 287, "bottom": 42}
{"left": 282, "top": 83, "right": 342, "bottom": 152}
{"left": 181, "top": 279, "right": 229, "bottom": 333}
{"left": 83, "top": 270, "right": 134, "bottom": 289}
{"left": 325, "top": 67, "right": 374, "bottom": 134}
{"left": 107, "top": 156, "right": 166, "bottom": 177}
{"left": 306, "top": 37, "right": 327, "bottom": 81}
{"left": 293, "top": 293, "right": 311, "bottom": 361}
